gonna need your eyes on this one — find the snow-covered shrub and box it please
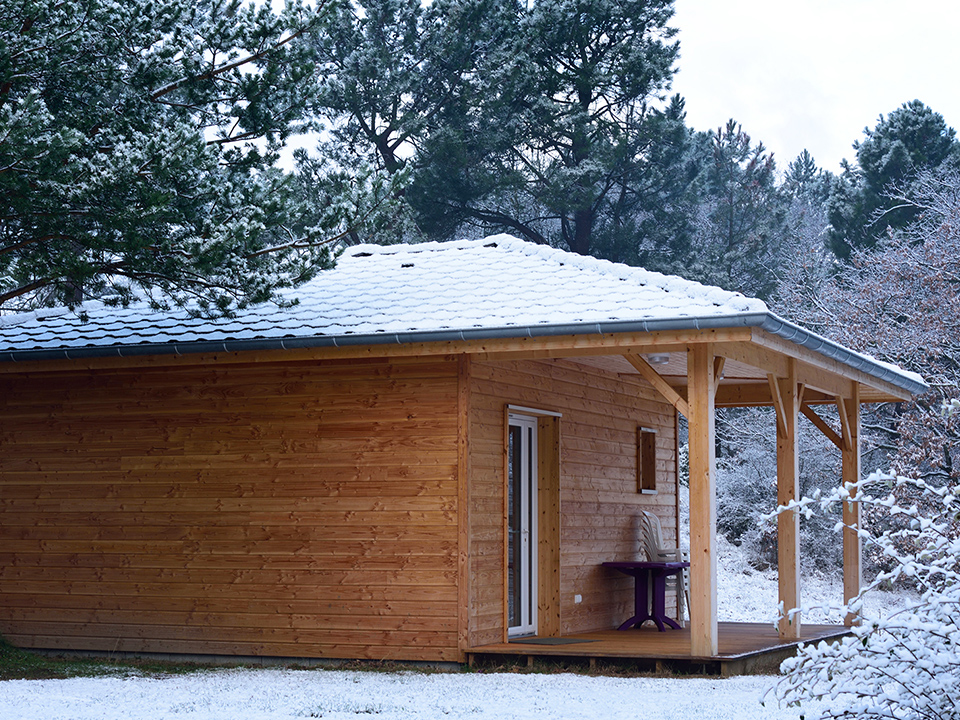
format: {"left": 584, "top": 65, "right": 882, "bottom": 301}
{"left": 773, "top": 468, "right": 960, "bottom": 720}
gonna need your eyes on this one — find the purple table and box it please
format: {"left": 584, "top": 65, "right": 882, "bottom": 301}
{"left": 602, "top": 560, "right": 690, "bottom": 631}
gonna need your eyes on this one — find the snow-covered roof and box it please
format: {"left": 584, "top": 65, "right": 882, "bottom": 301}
{"left": 0, "top": 235, "right": 766, "bottom": 350}
{"left": 0, "top": 235, "right": 927, "bottom": 395}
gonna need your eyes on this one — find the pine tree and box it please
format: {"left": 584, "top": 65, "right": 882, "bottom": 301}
{"left": 311, "top": 0, "right": 497, "bottom": 177}
{"left": 782, "top": 149, "right": 831, "bottom": 205}
{"left": 410, "top": 0, "right": 682, "bottom": 259}
{"left": 774, "top": 151, "right": 834, "bottom": 318}
{"left": 0, "top": 0, "right": 335, "bottom": 314}
{"left": 827, "top": 100, "right": 960, "bottom": 259}
{"left": 683, "top": 120, "right": 786, "bottom": 299}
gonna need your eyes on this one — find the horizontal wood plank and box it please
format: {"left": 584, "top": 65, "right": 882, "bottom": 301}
{"left": 0, "top": 356, "right": 463, "bottom": 661}
{"left": 468, "top": 358, "right": 678, "bottom": 640}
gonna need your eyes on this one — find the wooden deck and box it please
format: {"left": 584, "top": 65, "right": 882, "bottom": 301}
{"left": 467, "top": 622, "right": 850, "bottom": 676}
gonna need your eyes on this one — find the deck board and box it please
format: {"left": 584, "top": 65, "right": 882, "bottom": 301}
{"left": 468, "top": 622, "right": 849, "bottom": 674}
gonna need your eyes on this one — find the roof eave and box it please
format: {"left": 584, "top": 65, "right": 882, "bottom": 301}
{"left": 0, "top": 311, "right": 928, "bottom": 396}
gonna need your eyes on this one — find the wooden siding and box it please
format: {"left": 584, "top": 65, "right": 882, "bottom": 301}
{"left": 468, "top": 359, "right": 677, "bottom": 647}
{"left": 0, "top": 356, "right": 461, "bottom": 662}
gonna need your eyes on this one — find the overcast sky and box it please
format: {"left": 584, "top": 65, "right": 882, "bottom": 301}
{"left": 670, "top": 0, "right": 960, "bottom": 173}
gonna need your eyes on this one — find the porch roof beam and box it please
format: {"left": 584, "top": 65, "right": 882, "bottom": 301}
{"left": 837, "top": 397, "right": 854, "bottom": 452}
{"left": 623, "top": 352, "right": 690, "bottom": 419}
{"left": 748, "top": 329, "right": 916, "bottom": 402}
{"left": 713, "top": 341, "right": 855, "bottom": 399}
{"left": 800, "top": 403, "right": 843, "bottom": 449}
{"left": 767, "top": 373, "right": 788, "bottom": 438}
{"left": 651, "top": 378, "right": 843, "bottom": 408}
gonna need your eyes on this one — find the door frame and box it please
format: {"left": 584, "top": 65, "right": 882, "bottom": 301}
{"left": 507, "top": 413, "right": 539, "bottom": 637}
{"left": 503, "top": 405, "right": 562, "bottom": 641}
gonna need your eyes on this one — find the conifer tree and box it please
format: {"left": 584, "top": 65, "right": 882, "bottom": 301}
{"left": 311, "top": 0, "right": 499, "bottom": 179}
{"left": 827, "top": 100, "right": 960, "bottom": 259}
{"left": 683, "top": 120, "right": 785, "bottom": 299}
{"left": 410, "top": 0, "right": 683, "bottom": 260}
{"left": 1, "top": 0, "right": 335, "bottom": 313}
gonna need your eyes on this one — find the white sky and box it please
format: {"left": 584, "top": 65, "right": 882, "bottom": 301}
{"left": 670, "top": 0, "right": 960, "bottom": 173}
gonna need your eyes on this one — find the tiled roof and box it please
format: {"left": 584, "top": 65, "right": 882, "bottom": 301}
{"left": 0, "top": 235, "right": 768, "bottom": 354}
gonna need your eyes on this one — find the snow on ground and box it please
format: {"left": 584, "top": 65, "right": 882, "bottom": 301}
{"left": 677, "top": 484, "right": 917, "bottom": 625}
{"left": 0, "top": 668, "right": 821, "bottom": 720}
{"left": 0, "top": 543, "right": 914, "bottom": 720}
{"left": 715, "top": 531, "right": 917, "bottom": 624}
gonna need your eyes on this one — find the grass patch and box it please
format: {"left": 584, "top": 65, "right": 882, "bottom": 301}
{"left": 0, "top": 637, "right": 113, "bottom": 681}
{"left": 0, "top": 637, "right": 731, "bottom": 681}
{"left": 0, "top": 637, "right": 233, "bottom": 681}
{"left": 0, "top": 637, "right": 460, "bottom": 682}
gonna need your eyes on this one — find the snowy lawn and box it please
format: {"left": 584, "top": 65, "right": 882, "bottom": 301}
{"left": 714, "top": 532, "right": 916, "bottom": 624}
{"left": 1, "top": 492, "right": 914, "bottom": 720}
{"left": 0, "top": 537, "right": 914, "bottom": 720}
{"left": 0, "top": 667, "right": 821, "bottom": 720}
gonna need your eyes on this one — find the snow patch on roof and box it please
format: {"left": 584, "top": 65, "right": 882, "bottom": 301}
{"left": 0, "top": 236, "right": 768, "bottom": 353}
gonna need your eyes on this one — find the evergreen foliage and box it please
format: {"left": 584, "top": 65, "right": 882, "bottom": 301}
{"left": 827, "top": 100, "right": 960, "bottom": 259}
{"left": 0, "top": 0, "right": 337, "bottom": 314}
{"left": 682, "top": 120, "right": 785, "bottom": 299}
{"left": 311, "top": 0, "right": 497, "bottom": 176}
{"left": 409, "top": 0, "right": 686, "bottom": 262}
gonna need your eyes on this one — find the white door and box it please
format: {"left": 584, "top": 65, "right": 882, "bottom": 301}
{"left": 508, "top": 413, "right": 538, "bottom": 637}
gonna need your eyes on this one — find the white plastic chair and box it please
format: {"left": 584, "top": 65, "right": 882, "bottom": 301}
{"left": 639, "top": 510, "right": 691, "bottom": 625}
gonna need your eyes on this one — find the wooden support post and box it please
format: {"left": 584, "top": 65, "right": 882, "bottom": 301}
{"left": 775, "top": 359, "right": 801, "bottom": 639}
{"left": 841, "top": 386, "right": 862, "bottom": 626}
{"left": 687, "top": 344, "right": 718, "bottom": 657}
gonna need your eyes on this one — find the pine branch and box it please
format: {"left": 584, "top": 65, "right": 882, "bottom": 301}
{"left": 149, "top": 6, "right": 328, "bottom": 102}
{"left": 0, "top": 277, "right": 54, "bottom": 306}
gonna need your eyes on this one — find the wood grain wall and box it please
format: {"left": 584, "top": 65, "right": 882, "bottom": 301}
{"left": 468, "top": 359, "right": 678, "bottom": 646}
{"left": 0, "top": 356, "right": 461, "bottom": 661}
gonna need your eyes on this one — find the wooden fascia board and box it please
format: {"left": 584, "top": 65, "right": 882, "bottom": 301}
{"left": 715, "top": 335, "right": 915, "bottom": 403}
{"left": 748, "top": 329, "right": 916, "bottom": 402}
{"left": 471, "top": 327, "right": 754, "bottom": 361}
{"left": 623, "top": 352, "right": 690, "bottom": 418}
{"left": 0, "top": 327, "right": 757, "bottom": 375}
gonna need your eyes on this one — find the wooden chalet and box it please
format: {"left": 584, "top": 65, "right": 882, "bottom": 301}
{"left": 0, "top": 236, "right": 925, "bottom": 667}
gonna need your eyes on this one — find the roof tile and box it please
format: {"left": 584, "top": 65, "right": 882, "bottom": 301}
{"left": 0, "top": 235, "right": 767, "bottom": 353}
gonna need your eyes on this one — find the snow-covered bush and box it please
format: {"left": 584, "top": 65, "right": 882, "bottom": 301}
{"left": 773, "top": 467, "right": 960, "bottom": 720}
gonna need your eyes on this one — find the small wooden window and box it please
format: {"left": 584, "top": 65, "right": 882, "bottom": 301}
{"left": 638, "top": 427, "right": 658, "bottom": 494}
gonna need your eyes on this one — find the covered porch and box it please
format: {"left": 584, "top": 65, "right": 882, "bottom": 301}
{"left": 468, "top": 622, "right": 850, "bottom": 676}
{"left": 474, "top": 322, "right": 924, "bottom": 661}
